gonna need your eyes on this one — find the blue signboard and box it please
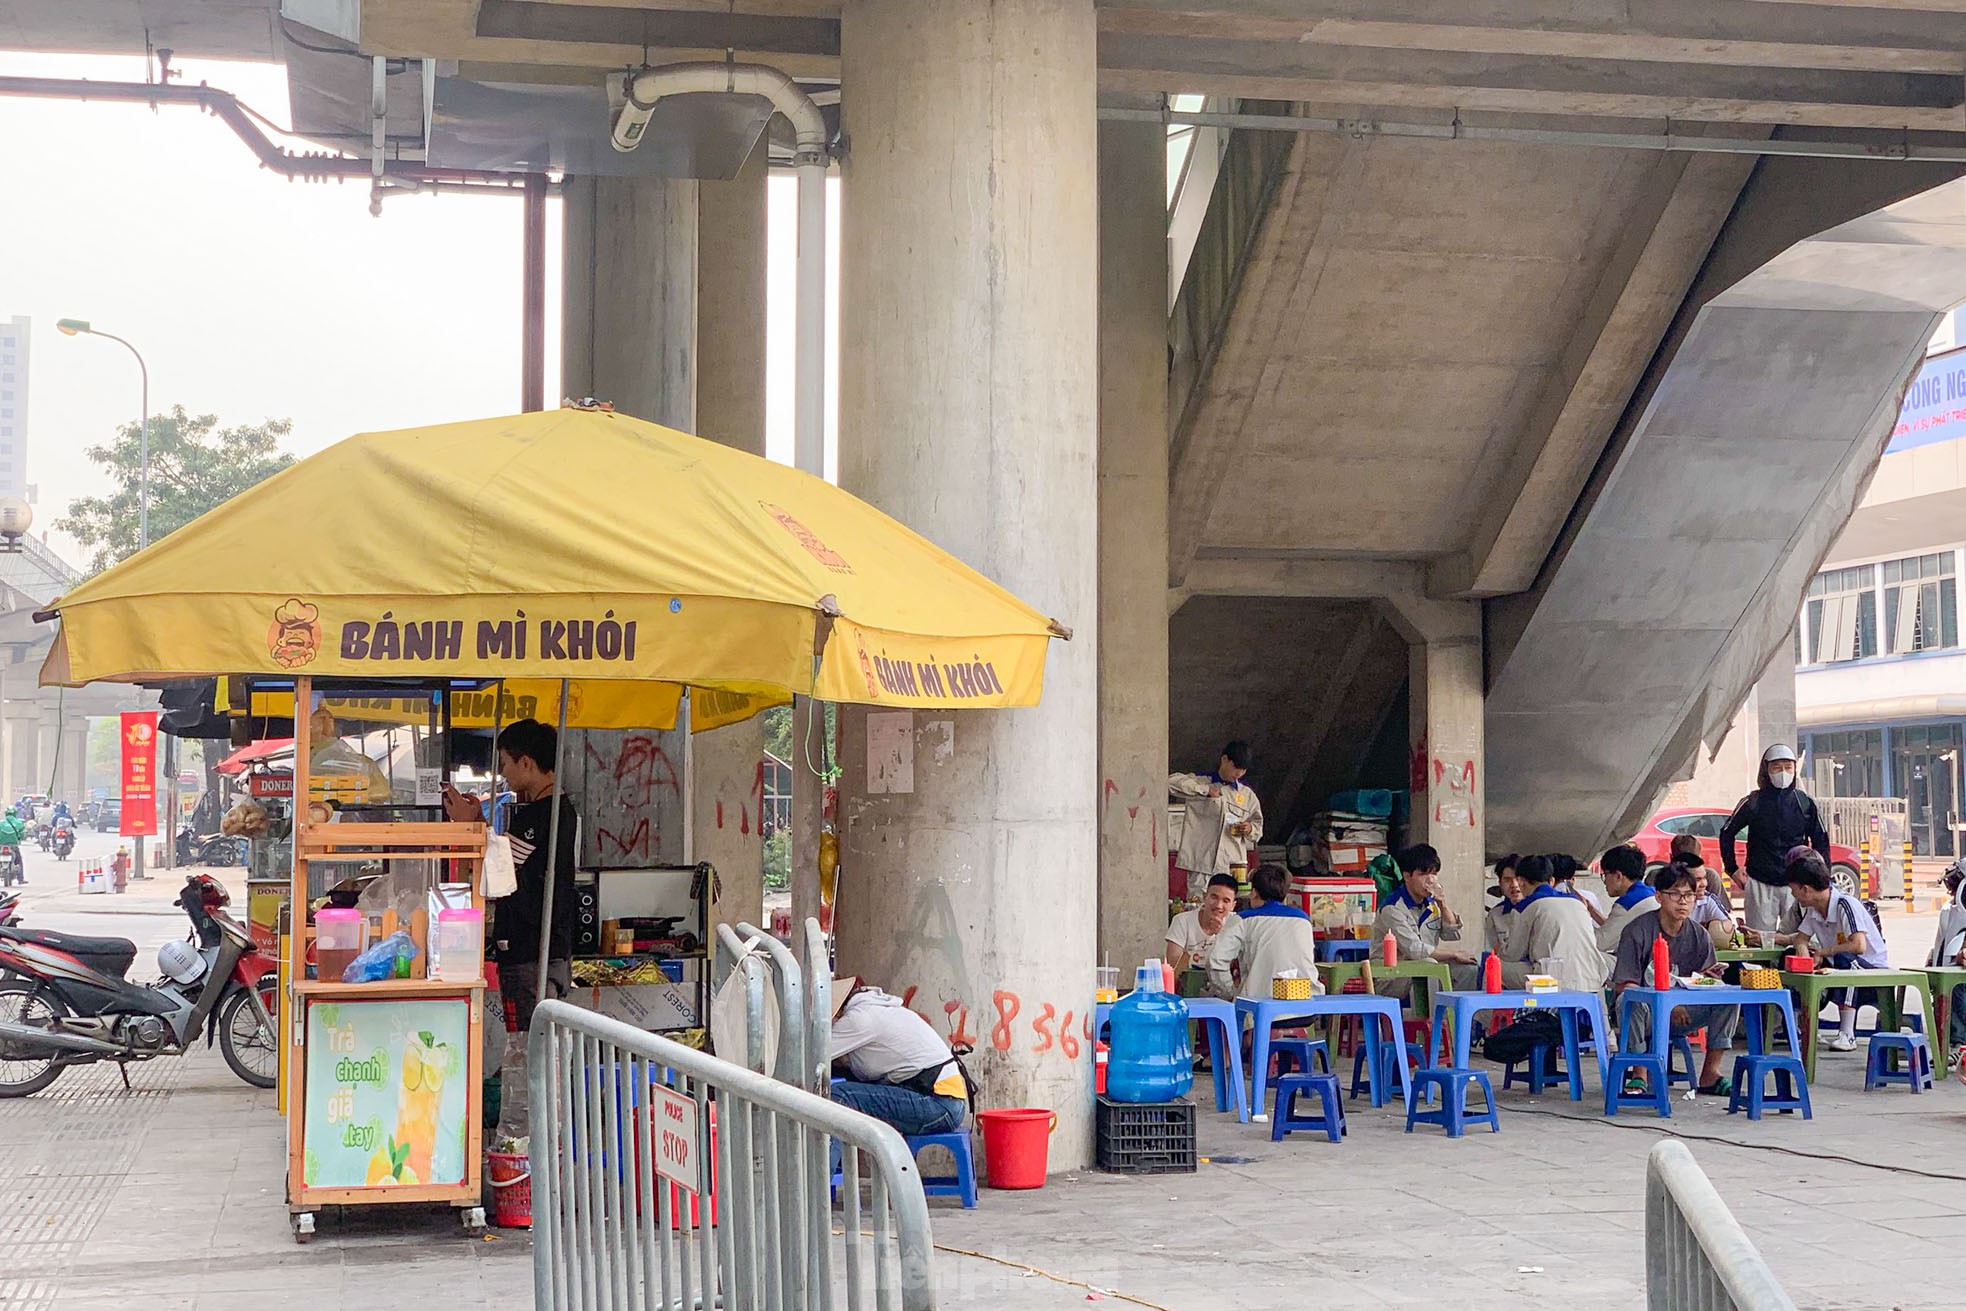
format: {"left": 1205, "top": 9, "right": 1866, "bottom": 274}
{"left": 1889, "top": 347, "right": 1966, "bottom": 453}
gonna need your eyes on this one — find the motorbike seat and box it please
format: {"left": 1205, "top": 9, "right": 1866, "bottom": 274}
{"left": 0, "top": 925, "right": 139, "bottom": 979}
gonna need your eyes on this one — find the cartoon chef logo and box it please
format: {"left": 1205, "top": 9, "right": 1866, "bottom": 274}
{"left": 268, "top": 599, "right": 322, "bottom": 669}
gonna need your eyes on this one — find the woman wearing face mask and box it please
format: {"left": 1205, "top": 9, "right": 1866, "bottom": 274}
{"left": 1719, "top": 744, "right": 1830, "bottom": 934}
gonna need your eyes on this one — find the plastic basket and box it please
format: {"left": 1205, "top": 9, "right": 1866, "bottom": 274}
{"left": 1742, "top": 967, "right": 1782, "bottom": 990}
{"left": 487, "top": 1151, "right": 532, "bottom": 1228}
{"left": 1095, "top": 1095, "right": 1195, "bottom": 1175}
{"left": 1273, "top": 976, "right": 1314, "bottom": 1000}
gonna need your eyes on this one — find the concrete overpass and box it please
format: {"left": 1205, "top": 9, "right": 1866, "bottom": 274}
{"left": 10, "top": 0, "right": 1966, "bottom": 1157}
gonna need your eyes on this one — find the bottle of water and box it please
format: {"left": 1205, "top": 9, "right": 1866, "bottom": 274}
{"left": 1106, "top": 959, "right": 1193, "bottom": 1103}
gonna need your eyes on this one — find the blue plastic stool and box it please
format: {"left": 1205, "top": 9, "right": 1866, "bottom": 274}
{"left": 1270, "top": 1073, "right": 1346, "bottom": 1144}
{"left": 1604, "top": 1053, "right": 1672, "bottom": 1118}
{"left": 1665, "top": 1034, "right": 1699, "bottom": 1089}
{"left": 1270, "top": 1037, "right": 1331, "bottom": 1078}
{"left": 1349, "top": 1040, "right": 1422, "bottom": 1104}
{"left": 1728, "top": 1053, "right": 1811, "bottom": 1120}
{"left": 1863, "top": 1032, "right": 1935, "bottom": 1093}
{"left": 906, "top": 1132, "right": 978, "bottom": 1208}
{"left": 1502, "top": 1043, "right": 1564, "bottom": 1094}
{"left": 1403, "top": 1068, "right": 1499, "bottom": 1137}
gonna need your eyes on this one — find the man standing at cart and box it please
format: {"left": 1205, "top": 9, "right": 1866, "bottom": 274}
{"left": 443, "top": 718, "right": 578, "bottom": 1031}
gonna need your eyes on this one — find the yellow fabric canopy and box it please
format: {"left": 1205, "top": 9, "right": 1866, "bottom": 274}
{"left": 40, "top": 408, "right": 1067, "bottom": 712}
{"left": 220, "top": 679, "right": 775, "bottom": 735}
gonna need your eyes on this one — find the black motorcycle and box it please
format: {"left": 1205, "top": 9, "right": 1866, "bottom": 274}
{"left": 0, "top": 848, "right": 20, "bottom": 888}
{"left": 175, "top": 828, "right": 246, "bottom": 867}
{"left": 0, "top": 875, "right": 279, "bottom": 1095}
{"left": 49, "top": 824, "right": 74, "bottom": 862}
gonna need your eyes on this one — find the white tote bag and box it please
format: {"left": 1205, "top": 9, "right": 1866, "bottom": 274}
{"left": 710, "top": 943, "right": 781, "bottom": 1072}
{"left": 483, "top": 833, "right": 518, "bottom": 900}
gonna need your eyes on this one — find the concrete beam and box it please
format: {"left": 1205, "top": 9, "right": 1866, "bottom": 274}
{"left": 1176, "top": 554, "right": 1428, "bottom": 610}
{"left": 1099, "top": 38, "right": 1965, "bottom": 129}
{"left": 1436, "top": 142, "right": 1761, "bottom": 599}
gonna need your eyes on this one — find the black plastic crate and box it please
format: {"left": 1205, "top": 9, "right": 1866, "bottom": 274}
{"left": 1095, "top": 1095, "right": 1196, "bottom": 1174}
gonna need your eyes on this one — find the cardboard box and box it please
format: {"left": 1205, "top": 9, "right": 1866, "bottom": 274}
{"left": 568, "top": 981, "right": 699, "bottom": 1032}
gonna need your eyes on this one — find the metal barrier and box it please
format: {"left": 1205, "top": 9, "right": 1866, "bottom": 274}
{"left": 529, "top": 999, "right": 938, "bottom": 1311}
{"left": 1821, "top": 796, "right": 1908, "bottom": 897}
{"left": 1644, "top": 1141, "right": 1795, "bottom": 1311}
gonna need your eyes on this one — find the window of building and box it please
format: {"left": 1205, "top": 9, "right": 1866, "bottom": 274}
{"left": 1806, "top": 729, "right": 1884, "bottom": 798}
{"left": 1882, "top": 551, "right": 1957, "bottom": 654}
{"left": 1806, "top": 564, "right": 1878, "bottom": 662}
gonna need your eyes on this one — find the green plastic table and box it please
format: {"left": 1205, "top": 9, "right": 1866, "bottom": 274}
{"left": 1376, "top": 959, "right": 1453, "bottom": 1021}
{"left": 1781, "top": 968, "right": 1944, "bottom": 1082}
{"left": 1716, "top": 946, "right": 1785, "bottom": 965}
{"left": 1910, "top": 964, "right": 1966, "bottom": 1055}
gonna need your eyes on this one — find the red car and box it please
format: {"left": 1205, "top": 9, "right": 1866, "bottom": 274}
{"left": 1631, "top": 806, "right": 1866, "bottom": 898}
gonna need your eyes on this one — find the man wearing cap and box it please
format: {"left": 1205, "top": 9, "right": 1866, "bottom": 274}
{"left": 1170, "top": 740, "right": 1264, "bottom": 903}
{"left": 829, "top": 978, "right": 967, "bottom": 1138}
{"left": 1720, "top": 744, "right": 1830, "bottom": 933}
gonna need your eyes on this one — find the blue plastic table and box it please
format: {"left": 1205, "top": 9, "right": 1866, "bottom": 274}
{"left": 1317, "top": 939, "right": 1373, "bottom": 962}
{"left": 1426, "top": 989, "right": 1611, "bottom": 1100}
{"left": 1235, "top": 994, "right": 1413, "bottom": 1117}
{"left": 1616, "top": 985, "right": 1799, "bottom": 1068}
{"left": 1094, "top": 997, "right": 1248, "bottom": 1121}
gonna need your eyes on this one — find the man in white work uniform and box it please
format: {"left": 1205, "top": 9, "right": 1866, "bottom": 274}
{"left": 1170, "top": 740, "right": 1263, "bottom": 904}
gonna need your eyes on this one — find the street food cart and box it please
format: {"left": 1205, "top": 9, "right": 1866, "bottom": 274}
{"left": 30, "top": 405, "right": 1068, "bottom": 1244}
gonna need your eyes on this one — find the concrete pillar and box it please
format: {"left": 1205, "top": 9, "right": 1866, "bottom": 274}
{"left": 34, "top": 705, "right": 57, "bottom": 800}
{"left": 562, "top": 174, "right": 696, "bottom": 423}
{"left": 1382, "top": 596, "right": 1487, "bottom": 913}
{"left": 1756, "top": 635, "right": 1799, "bottom": 755}
{"left": 690, "top": 144, "right": 769, "bottom": 934}
{"left": 835, "top": 0, "right": 1100, "bottom": 1164}
{"left": 1097, "top": 112, "right": 1170, "bottom": 970}
{"left": 56, "top": 714, "right": 87, "bottom": 806}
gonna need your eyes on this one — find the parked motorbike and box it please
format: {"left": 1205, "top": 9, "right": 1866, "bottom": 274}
{"left": 175, "top": 827, "right": 246, "bottom": 867}
{"left": 50, "top": 823, "right": 74, "bottom": 862}
{"left": 0, "top": 873, "right": 278, "bottom": 1096}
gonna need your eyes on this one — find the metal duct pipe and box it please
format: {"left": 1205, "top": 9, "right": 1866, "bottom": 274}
{"left": 1100, "top": 104, "right": 1966, "bottom": 164}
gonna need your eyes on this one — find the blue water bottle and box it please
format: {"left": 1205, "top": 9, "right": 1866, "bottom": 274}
{"left": 1106, "top": 960, "right": 1194, "bottom": 1103}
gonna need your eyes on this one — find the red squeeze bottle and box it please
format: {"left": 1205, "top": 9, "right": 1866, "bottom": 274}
{"left": 1382, "top": 932, "right": 1398, "bottom": 968}
{"left": 1161, "top": 961, "right": 1177, "bottom": 994}
{"left": 1651, "top": 935, "right": 1672, "bottom": 989}
{"left": 1482, "top": 952, "right": 1502, "bottom": 993}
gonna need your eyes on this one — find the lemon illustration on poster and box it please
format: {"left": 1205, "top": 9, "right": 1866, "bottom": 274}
{"left": 301, "top": 1000, "right": 470, "bottom": 1188}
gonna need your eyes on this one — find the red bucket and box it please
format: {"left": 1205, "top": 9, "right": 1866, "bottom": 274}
{"left": 977, "top": 1108, "right": 1056, "bottom": 1190}
{"left": 487, "top": 1150, "right": 532, "bottom": 1228}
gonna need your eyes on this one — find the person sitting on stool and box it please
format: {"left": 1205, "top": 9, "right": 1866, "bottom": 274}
{"left": 829, "top": 977, "right": 969, "bottom": 1139}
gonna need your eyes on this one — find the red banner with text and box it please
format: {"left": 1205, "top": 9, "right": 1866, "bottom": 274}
{"left": 119, "top": 711, "right": 158, "bottom": 838}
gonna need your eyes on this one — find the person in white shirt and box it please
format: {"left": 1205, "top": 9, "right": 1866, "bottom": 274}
{"left": 1501, "top": 854, "right": 1610, "bottom": 996}
{"left": 1371, "top": 843, "right": 1479, "bottom": 993}
{"left": 1595, "top": 845, "right": 1660, "bottom": 956}
{"left": 1768, "top": 850, "right": 1889, "bottom": 1052}
{"left": 829, "top": 979, "right": 968, "bottom": 1134}
{"left": 1205, "top": 864, "right": 1322, "bottom": 1001}
{"left": 1484, "top": 854, "right": 1526, "bottom": 961}
{"left": 1169, "top": 741, "right": 1263, "bottom": 902}
{"left": 1165, "top": 874, "right": 1240, "bottom": 975}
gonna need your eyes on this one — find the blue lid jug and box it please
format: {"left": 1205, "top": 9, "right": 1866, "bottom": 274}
{"left": 1106, "top": 961, "right": 1193, "bottom": 1103}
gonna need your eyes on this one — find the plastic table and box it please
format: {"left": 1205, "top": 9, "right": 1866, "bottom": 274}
{"left": 1377, "top": 959, "right": 1453, "bottom": 1021}
{"left": 1426, "top": 990, "right": 1611, "bottom": 1100}
{"left": 1616, "top": 985, "right": 1799, "bottom": 1071}
{"left": 1236, "top": 995, "right": 1413, "bottom": 1116}
{"left": 1716, "top": 947, "right": 1786, "bottom": 965}
{"left": 1782, "top": 968, "right": 1943, "bottom": 1082}
{"left": 1911, "top": 964, "right": 1966, "bottom": 1057}
{"left": 1093, "top": 996, "right": 1249, "bottom": 1121}
{"left": 1317, "top": 938, "right": 1373, "bottom": 962}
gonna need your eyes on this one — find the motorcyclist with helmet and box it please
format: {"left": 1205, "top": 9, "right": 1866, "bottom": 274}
{"left": 0, "top": 808, "right": 25, "bottom": 886}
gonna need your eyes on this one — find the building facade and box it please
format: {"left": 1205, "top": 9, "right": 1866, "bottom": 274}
{"left": 0, "top": 316, "right": 27, "bottom": 501}
{"left": 1798, "top": 327, "right": 1966, "bottom": 857}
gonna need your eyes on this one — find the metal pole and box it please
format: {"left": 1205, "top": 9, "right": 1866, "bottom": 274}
{"left": 535, "top": 678, "right": 572, "bottom": 1006}
{"left": 789, "top": 151, "right": 830, "bottom": 946}
{"left": 520, "top": 174, "right": 547, "bottom": 412}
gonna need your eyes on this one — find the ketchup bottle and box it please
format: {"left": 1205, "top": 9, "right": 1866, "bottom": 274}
{"left": 1651, "top": 935, "right": 1672, "bottom": 989}
{"left": 1481, "top": 952, "right": 1503, "bottom": 993}
{"left": 1382, "top": 932, "right": 1398, "bottom": 968}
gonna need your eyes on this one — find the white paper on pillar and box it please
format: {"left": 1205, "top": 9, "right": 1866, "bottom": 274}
{"left": 867, "top": 712, "right": 915, "bottom": 794}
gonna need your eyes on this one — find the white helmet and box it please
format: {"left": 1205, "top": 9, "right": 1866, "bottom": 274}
{"left": 157, "top": 940, "right": 204, "bottom": 985}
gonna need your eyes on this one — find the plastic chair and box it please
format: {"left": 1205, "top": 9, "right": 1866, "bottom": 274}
{"left": 1604, "top": 1053, "right": 1672, "bottom": 1118}
{"left": 1269, "top": 1037, "right": 1330, "bottom": 1078}
{"left": 1728, "top": 1053, "right": 1812, "bottom": 1120}
{"left": 1664, "top": 1033, "right": 1699, "bottom": 1089}
{"left": 905, "top": 1132, "right": 978, "bottom": 1208}
{"left": 1270, "top": 1073, "right": 1346, "bottom": 1144}
{"left": 1403, "top": 1068, "right": 1499, "bottom": 1137}
{"left": 1502, "top": 1043, "right": 1562, "bottom": 1095}
{"left": 1863, "top": 1032, "right": 1935, "bottom": 1094}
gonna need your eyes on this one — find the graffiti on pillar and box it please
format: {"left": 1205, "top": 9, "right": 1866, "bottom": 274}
{"left": 1432, "top": 757, "right": 1477, "bottom": 828}
{"left": 990, "top": 991, "right": 1022, "bottom": 1052}
{"left": 1409, "top": 738, "right": 1429, "bottom": 795}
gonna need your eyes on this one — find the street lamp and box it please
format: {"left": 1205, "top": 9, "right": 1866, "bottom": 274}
{"left": 57, "top": 318, "right": 158, "bottom": 873}
{"left": 55, "top": 318, "right": 149, "bottom": 550}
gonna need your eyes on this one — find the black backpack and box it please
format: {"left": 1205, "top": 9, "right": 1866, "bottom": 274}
{"left": 1481, "top": 1010, "right": 1563, "bottom": 1066}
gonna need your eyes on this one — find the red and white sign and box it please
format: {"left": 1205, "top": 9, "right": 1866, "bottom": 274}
{"left": 249, "top": 772, "right": 295, "bottom": 799}
{"left": 649, "top": 1083, "right": 699, "bottom": 1192}
{"left": 119, "top": 711, "right": 158, "bottom": 837}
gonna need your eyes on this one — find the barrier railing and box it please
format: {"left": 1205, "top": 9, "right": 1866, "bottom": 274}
{"left": 529, "top": 999, "right": 938, "bottom": 1311}
{"left": 1645, "top": 1141, "right": 1796, "bottom": 1310}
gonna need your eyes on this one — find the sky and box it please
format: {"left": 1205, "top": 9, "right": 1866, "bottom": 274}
{"left": 0, "top": 48, "right": 832, "bottom": 565}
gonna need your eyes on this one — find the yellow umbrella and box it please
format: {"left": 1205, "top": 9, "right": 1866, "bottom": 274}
{"left": 220, "top": 678, "right": 770, "bottom": 734}
{"left": 38, "top": 407, "right": 1069, "bottom": 707}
